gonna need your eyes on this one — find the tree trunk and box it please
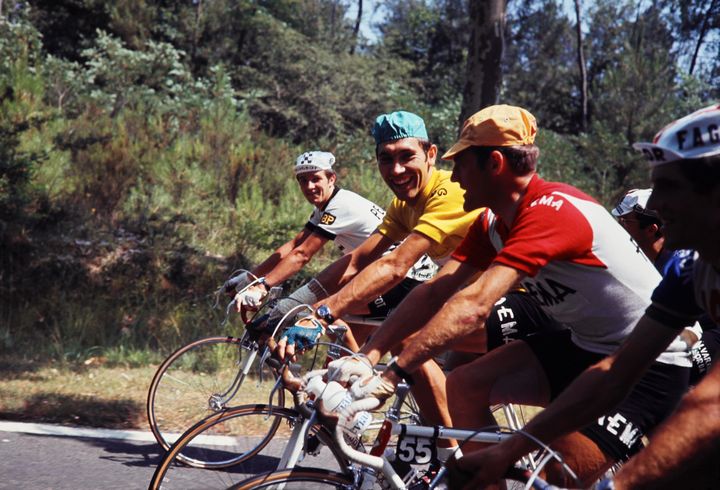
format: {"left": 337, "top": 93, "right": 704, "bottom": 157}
{"left": 689, "top": 0, "right": 718, "bottom": 75}
{"left": 350, "top": 0, "right": 363, "bottom": 55}
{"left": 574, "top": 0, "right": 588, "bottom": 132}
{"left": 459, "top": 0, "right": 507, "bottom": 125}
{"left": 330, "top": 1, "right": 337, "bottom": 42}
{"left": 192, "top": 0, "right": 203, "bottom": 63}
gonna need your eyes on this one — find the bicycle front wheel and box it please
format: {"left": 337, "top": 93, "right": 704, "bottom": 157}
{"left": 229, "top": 468, "right": 355, "bottom": 490}
{"left": 150, "top": 405, "right": 349, "bottom": 490}
{"left": 147, "top": 335, "right": 285, "bottom": 468}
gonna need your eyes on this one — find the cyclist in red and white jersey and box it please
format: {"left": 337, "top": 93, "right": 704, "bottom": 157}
{"left": 347, "top": 105, "right": 691, "bottom": 485}
{"left": 456, "top": 104, "right": 720, "bottom": 489}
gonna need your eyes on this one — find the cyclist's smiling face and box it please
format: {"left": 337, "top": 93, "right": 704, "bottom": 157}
{"left": 377, "top": 138, "right": 436, "bottom": 204}
{"left": 296, "top": 170, "right": 336, "bottom": 207}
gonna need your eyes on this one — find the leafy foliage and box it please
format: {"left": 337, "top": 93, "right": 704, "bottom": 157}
{"left": 1, "top": 0, "right": 719, "bottom": 362}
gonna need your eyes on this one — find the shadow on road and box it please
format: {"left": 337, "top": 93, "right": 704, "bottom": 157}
{"left": 83, "top": 436, "right": 283, "bottom": 474}
{"left": 0, "top": 392, "right": 143, "bottom": 429}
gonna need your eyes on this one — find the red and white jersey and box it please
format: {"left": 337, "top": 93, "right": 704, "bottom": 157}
{"left": 453, "top": 175, "right": 683, "bottom": 364}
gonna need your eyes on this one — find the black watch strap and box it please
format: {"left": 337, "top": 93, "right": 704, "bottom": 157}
{"left": 387, "top": 357, "right": 414, "bottom": 385}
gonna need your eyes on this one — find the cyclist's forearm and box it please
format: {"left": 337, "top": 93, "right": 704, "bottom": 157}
{"left": 395, "top": 264, "right": 520, "bottom": 373}
{"left": 313, "top": 233, "right": 390, "bottom": 296}
{"left": 322, "top": 254, "right": 410, "bottom": 317}
{"left": 264, "top": 249, "right": 313, "bottom": 286}
{"left": 613, "top": 362, "right": 720, "bottom": 489}
{"left": 362, "top": 280, "right": 451, "bottom": 364}
{"left": 395, "top": 292, "right": 491, "bottom": 373}
{"left": 251, "top": 240, "right": 297, "bottom": 278}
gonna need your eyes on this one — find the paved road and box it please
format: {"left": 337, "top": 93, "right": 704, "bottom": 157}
{"left": 0, "top": 422, "right": 340, "bottom": 489}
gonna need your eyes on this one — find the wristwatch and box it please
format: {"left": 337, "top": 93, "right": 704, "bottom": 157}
{"left": 386, "top": 356, "right": 414, "bottom": 385}
{"left": 316, "top": 304, "right": 336, "bottom": 324}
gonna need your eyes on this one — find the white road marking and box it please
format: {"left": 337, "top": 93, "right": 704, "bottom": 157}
{"left": 0, "top": 421, "right": 240, "bottom": 446}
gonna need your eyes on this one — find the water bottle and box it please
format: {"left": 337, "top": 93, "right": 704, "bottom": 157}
{"left": 321, "top": 381, "right": 373, "bottom": 436}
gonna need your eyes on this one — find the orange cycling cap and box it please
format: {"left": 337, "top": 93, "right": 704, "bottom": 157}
{"left": 442, "top": 104, "right": 537, "bottom": 160}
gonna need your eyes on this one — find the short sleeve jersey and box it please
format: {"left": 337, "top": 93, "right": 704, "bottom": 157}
{"left": 377, "top": 169, "right": 482, "bottom": 262}
{"left": 306, "top": 188, "right": 384, "bottom": 254}
{"left": 451, "top": 175, "right": 686, "bottom": 365}
{"left": 647, "top": 251, "right": 720, "bottom": 329}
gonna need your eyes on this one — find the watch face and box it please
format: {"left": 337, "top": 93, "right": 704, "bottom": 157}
{"left": 317, "top": 305, "right": 332, "bottom": 321}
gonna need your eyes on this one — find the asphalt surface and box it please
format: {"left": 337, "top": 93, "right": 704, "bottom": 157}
{"left": 0, "top": 423, "right": 340, "bottom": 489}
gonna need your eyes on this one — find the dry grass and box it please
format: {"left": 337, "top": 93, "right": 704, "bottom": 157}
{"left": 0, "top": 356, "right": 288, "bottom": 437}
{"left": 0, "top": 358, "right": 154, "bottom": 429}
{"left": 0, "top": 355, "right": 542, "bottom": 442}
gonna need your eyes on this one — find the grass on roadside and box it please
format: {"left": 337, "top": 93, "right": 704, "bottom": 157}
{"left": 0, "top": 357, "right": 153, "bottom": 429}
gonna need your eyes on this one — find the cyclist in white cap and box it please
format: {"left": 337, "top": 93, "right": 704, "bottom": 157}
{"left": 459, "top": 104, "right": 720, "bottom": 489}
{"left": 612, "top": 188, "right": 674, "bottom": 269}
{"left": 230, "top": 151, "right": 385, "bottom": 308}
{"left": 613, "top": 187, "right": 718, "bottom": 386}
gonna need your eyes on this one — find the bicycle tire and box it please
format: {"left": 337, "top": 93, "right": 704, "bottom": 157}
{"left": 147, "top": 335, "right": 285, "bottom": 468}
{"left": 228, "top": 468, "right": 355, "bottom": 490}
{"left": 150, "top": 405, "right": 350, "bottom": 490}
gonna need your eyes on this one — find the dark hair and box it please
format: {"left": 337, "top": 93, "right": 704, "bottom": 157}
{"left": 375, "top": 138, "right": 433, "bottom": 157}
{"left": 634, "top": 212, "right": 663, "bottom": 238}
{"left": 471, "top": 145, "right": 539, "bottom": 175}
{"left": 677, "top": 155, "right": 720, "bottom": 194}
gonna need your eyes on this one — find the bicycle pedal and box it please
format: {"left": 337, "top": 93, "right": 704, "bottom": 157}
{"left": 305, "top": 434, "right": 323, "bottom": 455}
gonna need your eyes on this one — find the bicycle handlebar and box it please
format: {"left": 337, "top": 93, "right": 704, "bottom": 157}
{"left": 332, "top": 396, "right": 384, "bottom": 469}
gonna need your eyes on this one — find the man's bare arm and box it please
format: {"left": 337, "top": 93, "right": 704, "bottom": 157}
{"left": 263, "top": 232, "right": 328, "bottom": 286}
{"left": 361, "top": 259, "right": 481, "bottom": 365}
{"left": 459, "top": 316, "right": 681, "bottom": 486}
{"left": 251, "top": 229, "right": 313, "bottom": 278}
{"left": 613, "top": 360, "right": 720, "bottom": 489}
{"left": 312, "top": 232, "right": 395, "bottom": 296}
{"left": 318, "top": 232, "right": 433, "bottom": 316}
{"left": 395, "top": 263, "right": 525, "bottom": 373}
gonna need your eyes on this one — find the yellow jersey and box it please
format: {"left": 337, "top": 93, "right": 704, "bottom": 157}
{"left": 377, "top": 169, "right": 482, "bottom": 261}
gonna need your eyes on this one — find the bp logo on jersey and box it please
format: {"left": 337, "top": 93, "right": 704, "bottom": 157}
{"left": 320, "top": 212, "right": 336, "bottom": 225}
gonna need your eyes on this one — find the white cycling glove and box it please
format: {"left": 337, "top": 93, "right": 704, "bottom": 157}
{"left": 235, "top": 285, "right": 267, "bottom": 311}
{"left": 349, "top": 373, "right": 397, "bottom": 405}
{"left": 327, "top": 356, "right": 374, "bottom": 384}
{"left": 223, "top": 272, "right": 252, "bottom": 295}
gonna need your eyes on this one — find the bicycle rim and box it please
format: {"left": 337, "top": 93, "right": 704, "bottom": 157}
{"left": 229, "top": 468, "right": 355, "bottom": 490}
{"left": 147, "top": 336, "right": 285, "bottom": 467}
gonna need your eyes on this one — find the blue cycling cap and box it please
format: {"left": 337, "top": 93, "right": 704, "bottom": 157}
{"left": 372, "top": 111, "right": 429, "bottom": 145}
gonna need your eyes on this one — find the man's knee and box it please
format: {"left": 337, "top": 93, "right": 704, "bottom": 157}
{"left": 446, "top": 365, "right": 476, "bottom": 403}
{"left": 543, "top": 433, "right": 615, "bottom": 487}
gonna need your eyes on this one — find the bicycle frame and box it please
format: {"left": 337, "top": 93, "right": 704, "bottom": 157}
{"left": 334, "top": 391, "right": 556, "bottom": 490}
{"left": 205, "top": 279, "right": 286, "bottom": 410}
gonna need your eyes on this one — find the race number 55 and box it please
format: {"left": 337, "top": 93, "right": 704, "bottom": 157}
{"left": 396, "top": 435, "right": 435, "bottom": 464}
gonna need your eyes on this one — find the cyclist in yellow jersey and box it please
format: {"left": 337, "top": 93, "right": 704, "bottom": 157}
{"left": 378, "top": 166, "right": 474, "bottom": 261}
{"left": 275, "top": 111, "right": 479, "bottom": 360}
